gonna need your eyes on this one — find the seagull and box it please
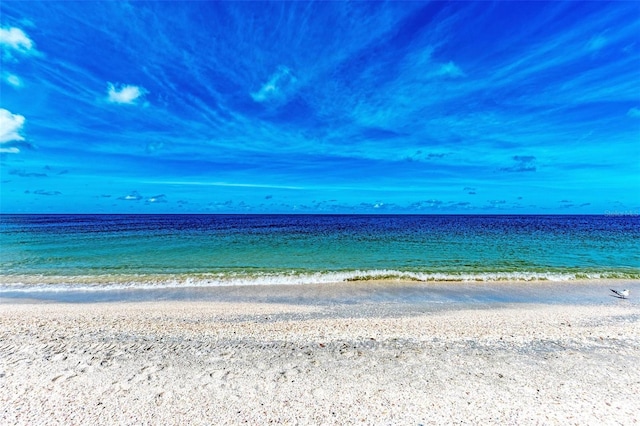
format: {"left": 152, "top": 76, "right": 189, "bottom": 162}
{"left": 610, "top": 289, "right": 630, "bottom": 299}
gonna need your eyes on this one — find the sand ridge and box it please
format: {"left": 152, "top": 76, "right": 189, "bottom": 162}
{"left": 1, "top": 300, "right": 639, "bottom": 425}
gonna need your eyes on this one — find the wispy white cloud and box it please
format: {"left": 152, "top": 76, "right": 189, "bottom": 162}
{"left": 145, "top": 141, "right": 164, "bottom": 154}
{"left": 500, "top": 156, "right": 537, "bottom": 173}
{"left": 0, "top": 108, "right": 26, "bottom": 153}
{"left": 251, "top": 66, "right": 297, "bottom": 103}
{"left": 0, "top": 147, "right": 20, "bottom": 154}
{"left": 437, "top": 61, "right": 465, "bottom": 78}
{"left": 627, "top": 107, "right": 640, "bottom": 118}
{"left": 146, "top": 194, "right": 168, "bottom": 204}
{"left": 3, "top": 73, "right": 23, "bottom": 88}
{"left": 118, "top": 191, "right": 143, "bottom": 201}
{"left": 586, "top": 35, "right": 607, "bottom": 52}
{"left": 0, "top": 27, "right": 35, "bottom": 56}
{"left": 107, "top": 83, "right": 147, "bottom": 105}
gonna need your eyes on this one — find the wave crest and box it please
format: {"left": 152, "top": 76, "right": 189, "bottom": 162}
{"left": 1, "top": 269, "right": 638, "bottom": 293}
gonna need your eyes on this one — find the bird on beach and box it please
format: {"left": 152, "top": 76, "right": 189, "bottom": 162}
{"left": 610, "top": 289, "right": 630, "bottom": 299}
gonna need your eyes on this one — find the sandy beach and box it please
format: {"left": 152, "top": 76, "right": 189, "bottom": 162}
{"left": 1, "top": 282, "right": 639, "bottom": 425}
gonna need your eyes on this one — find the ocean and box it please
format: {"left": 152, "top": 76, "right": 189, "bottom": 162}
{"left": 1, "top": 214, "right": 638, "bottom": 298}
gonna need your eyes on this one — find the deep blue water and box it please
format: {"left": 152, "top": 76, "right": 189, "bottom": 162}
{"left": 1, "top": 214, "right": 638, "bottom": 292}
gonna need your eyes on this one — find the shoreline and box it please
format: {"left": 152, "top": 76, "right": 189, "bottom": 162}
{"left": 1, "top": 278, "right": 638, "bottom": 306}
{"left": 1, "top": 288, "right": 640, "bottom": 424}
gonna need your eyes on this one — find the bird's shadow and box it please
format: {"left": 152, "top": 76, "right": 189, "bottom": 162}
{"left": 609, "top": 294, "right": 627, "bottom": 299}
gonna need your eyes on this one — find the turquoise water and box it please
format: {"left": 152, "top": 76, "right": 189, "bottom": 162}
{"left": 1, "top": 214, "right": 638, "bottom": 292}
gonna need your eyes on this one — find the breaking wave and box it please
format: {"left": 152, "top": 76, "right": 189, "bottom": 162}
{"left": 1, "top": 269, "right": 638, "bottom": 293}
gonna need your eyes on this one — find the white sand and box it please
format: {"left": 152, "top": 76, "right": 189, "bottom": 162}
{"left": 1, "top": 299, "right": 639, "bottom": 425}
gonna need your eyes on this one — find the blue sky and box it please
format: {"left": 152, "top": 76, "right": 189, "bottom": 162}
{"left": 1, "top": 1, "right": 639, "bottom": 214}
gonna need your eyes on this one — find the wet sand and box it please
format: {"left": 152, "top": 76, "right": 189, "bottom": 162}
{"left": 1, "top": 281, "right": 639, "bottom": 424}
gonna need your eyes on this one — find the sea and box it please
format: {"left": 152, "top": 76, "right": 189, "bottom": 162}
{"left": 1, "top": 214, "right": 638, "bottom": 301}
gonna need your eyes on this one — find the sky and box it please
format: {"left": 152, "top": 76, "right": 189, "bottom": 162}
{"left": 1, "top": 1, "right": 639, "bottom": 214}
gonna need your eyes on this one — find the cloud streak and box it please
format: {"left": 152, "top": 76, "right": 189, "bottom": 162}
{"left": 3, "top": 73, "right": 22, "bottom": 88}
{"left": 32, "top": 189, "right": 62, "bottom": 196}
{"left": 118, "top": 191, "right": 143, "bottom": 201}
{"left": 146, "top": 194, "right": 167, "bottom": 204}
{"left": 627, "top": 107, "right": 640, "bottom": 119}
{"left": 148, "top": 181, "right": 304, "bottom": 190}
{"left": 251, "top": 66, "right": 297, "bottom": 103}
{"left": 501, "top": 156, "right": 537, "bottom": 173}
{"left": 10, "top": 169, "right": 47, "bottom": 178}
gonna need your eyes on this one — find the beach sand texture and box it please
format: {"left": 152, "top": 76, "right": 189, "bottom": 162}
{"left": 1, "top": 299, "right": 639, "bottom": 425}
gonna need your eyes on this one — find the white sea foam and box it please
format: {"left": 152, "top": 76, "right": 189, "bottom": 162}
{"left": 0, "top": 270, "right": 637, "bottom": 293}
